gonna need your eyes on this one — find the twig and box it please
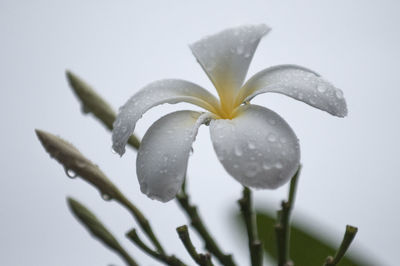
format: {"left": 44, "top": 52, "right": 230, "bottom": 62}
{"left": 238, "top": 187, "right": 263, "bottom": 266}
{"left": 323, "top": 225, "right": 358, "bottom": 266}
{"left": 176, "top": 187, "right": 236, "bottom": 266}
{"left": 275, "top": 166, "right": 302, "bottom": 266}
{"left": 176, "top": 225, "right": 214, "bottom": 266}
{"left": 126, "top": 229, "right": 187, "bottom": 266}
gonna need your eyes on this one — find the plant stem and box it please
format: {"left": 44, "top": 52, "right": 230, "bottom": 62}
{"left": 126, "top": 229, "right": 187, "bottom": 266}
{"left": 323, "top": 225, "right": 358, "bottom": 266}
{"left": 238, "top": 187, "right": 263, "bottom": 266}
{"left": 176, "top": 187, "right": 236, "bottom": 266}
{"left": 275, "top": 166, "right": 301, "bottom": 266}
{"left": 176, "top": 225, "right": 214, "bottom": 266}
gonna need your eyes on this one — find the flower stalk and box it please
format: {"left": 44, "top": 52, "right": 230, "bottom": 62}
{"left": 126, "top": 229, "right": 186, "bottom": 266}
{"left": 323, "top": 225, "right": 358, "bottom": 266}
{"left": 176, "top": 225, "right": 214, "bottom": 266}
{"left": 275, "top": 166, "right": 301, "bottom": 266}
{"left": 238, "top": 187, "right": 263, "bottom": 266}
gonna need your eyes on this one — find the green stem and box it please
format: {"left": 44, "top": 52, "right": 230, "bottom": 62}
{"left": 238, "top": 187, "right": 262, "bottom": 266}
{"left": 176, "top": 187, "right": 236, "bottom": 266}
{"left": 323, "top": 225, "right": 358, "bottom": 266}
{"left": 176, "top": 225, "right": 214, "bottom": 266}
{"left": 126, "top": 229, "right": 187, "bottom": 266}
{"left": 275, "top": 166, "right": 301, "bottom": 266}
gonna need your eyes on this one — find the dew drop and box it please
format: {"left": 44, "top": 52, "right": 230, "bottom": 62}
{"left": 236, "top": 46, "right": 244, "bottom": 55}
{"left": 275, "top": 162, "right": 283, "bottom": 169}
{"left": 317, "top": 84, "right": 327, "bottom": 93}
{"left": 81, "top": 105, "right": 90, "bottom": 114}
{"left": 101, "top": 193, "right": 112, "bottom": 201}
{"left": 245, "top": 162, "right": 260, "bottom": 178}
{"left": 233, "top": 164, "right": 239, "bottom": 169}
{"left": 248, "top": 141, "right": 256, "bottom": 150}
{"left": 279, "top": 137, "right": 287, "bottom": 144}
{"left": 244, "top": 52, "right": 251, "bottom": 58}
{"left": 111, "top": 147, "right": 117, "bottom": 154}
{"left": 190, "top": 147, "right": 194, "bottom": 156}
{"left": 234, "top": 145, "right": 243, "bottom": 156}
{"left": 65, "top": 167, "right": 77, "bottom": 179}
{"left": 335, "top": 89, "right": 343, "bottom": 99}
{"left": 268, "top": 133, "right": 277, "bottom": 142}
{"left": 262, "top": 162, "right": 271, "bottom": 170}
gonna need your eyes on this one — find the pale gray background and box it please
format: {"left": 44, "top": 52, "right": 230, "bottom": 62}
{"left": 1, "top": 0, "right": 398, "bottom": 265}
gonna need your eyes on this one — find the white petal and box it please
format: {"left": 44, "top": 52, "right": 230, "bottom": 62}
{"left": 112, "top": 79, "right": 219, "bottom": 155}
{"left": 190, "top": 24, "right": 270, "bottom": 107}
{"left": 238, "top": 65, "right": 347, "bottom": 117}
{"left": 209, "top": 104, "right": 300, "bottom": 189}
{"left": 137, "top": 111, "right": 212, "bottom": 202}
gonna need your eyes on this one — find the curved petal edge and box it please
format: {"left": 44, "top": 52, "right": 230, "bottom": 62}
{"left": 112, "top": 79, "right": 219, "bottom": 156}
{"left": 137, "top": 111, "right": 212, "bottom": 202}
{"left": 239, "top": 65, "right": 348, "bottom": 117}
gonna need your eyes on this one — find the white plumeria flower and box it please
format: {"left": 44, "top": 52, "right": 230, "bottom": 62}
{"left": 112, "top": 24, "right": 347, "bottom": 202}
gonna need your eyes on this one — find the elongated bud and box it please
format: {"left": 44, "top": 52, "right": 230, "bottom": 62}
{"left": 67, "top": 197, "right": 121, "bottom": 249}
{"left": 66, "top": 70, "right": 140, "bottom": 149}
{"left": 35, "top": 129, "right": 120, "bottom": 200}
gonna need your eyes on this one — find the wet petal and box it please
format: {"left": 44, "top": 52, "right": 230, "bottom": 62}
{"left": 112, "top": 79, "right": 219, "bottom": 155}
{"left": 137, "top": 111, "right": 212, "bottom": 202}
{"left": 190, "top": 24, "right": 270, "bottom": 109}
{"left": 237, "top": 65, "right": 347, "bottom": 117}
{"left": 209, "top": 104, "right": 300, "bottom": 189}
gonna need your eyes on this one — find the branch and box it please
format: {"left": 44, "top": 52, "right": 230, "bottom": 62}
{"left": 323, "top": 225, "right": 358, "bottom": 266}
{"left": 275, "top": 165, "right": 301, "bottom": 266}
{"left": 238, "top": 187, "right": 262, "bottom": 266}
{"left": 126, "top": 229, "right": 186, "bottom": 266}
{"left": 176, "top": 187, "right": 236, "bottom": 266}
{"left": 176, "top": 225, "right": 214, "bottom": 266}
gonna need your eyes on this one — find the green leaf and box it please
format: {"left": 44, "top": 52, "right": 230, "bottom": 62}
{"left": 255, "top": 211, "right": 370, "bottom": 266}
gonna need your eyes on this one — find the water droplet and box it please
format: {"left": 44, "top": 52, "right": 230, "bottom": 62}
{"left": 268, "top": 118, "right": 276, "bottom": 125}
{"left": 279, "top": 137, "right": 287, "bottom": 143}
{"left": 243, "top": 100, "right": 250, "bottom": 105}
{"left": 75, "top": 160, "right": 86, "bottom": 168}
{"left": 275, "top": 162, "right": 283, "bottom": 169}
{"left": 233, "top": 164, "right": 239, "bottom": 169}
{"left": 244, "top": 52, "right": 251, "bottom": 58}
{"left": 65, "top": 167, "right": 77, "bottom": 179}
{"left": 248, "top": 141, "right": 256, "bottom": 150}
{"left": 190, "top": 147, "right": 194, "bottom": 155}
{"left": 262, "top": 162, "right": 271, "bottom": 170}
{"left": 236, "top": 46, "right": 244, "bottom": 55}
{"left": 268, "top": 133, "right": 277, "bottom": 142}
{"left": 310, "top": 98, "right": 316, "bottom": 105}
{"left": 101, "top": 193, "right": 112, "bottom": 201}
{"left": 317, "top": 84, "right": 327, "bottom": 93}
{"left": 111, "top": 147, "right": 117, "bottom": 154}
{"left": 335, "top": 89, "right": 343, "bottom": 99}
{"left": 234, "top": 145, "right": 243, "bottom": 156}
{"left": 245, "top": 162, "right": 260, "bottom": 178}
{"left": 298, "top": 92, "right": 304, "bottom": 100}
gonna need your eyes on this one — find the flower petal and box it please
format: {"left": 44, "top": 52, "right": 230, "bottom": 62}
{"left": 137, "top": 110, "right": 212, "bottom": 202}
{"left": 112, "top": 79, "right": 220, "bottom": 155}
{"left": 190, "top": 24, "right": 270, "bottom": 108}
{"left": 237, "top": 65, "right": 347, "bottom": 117}
{"left": 209, "top": 104, "right": 300, "bottom": 189}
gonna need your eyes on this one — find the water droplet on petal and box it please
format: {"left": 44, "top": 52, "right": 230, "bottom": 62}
{"left": 190, "top": 147, "right": 194, "bottom": 156}
{"left": 262, "top": 162, "right": 271, "bottom": 170}
{"left": 236, "top": 46, "right": 244, "bottom": 55}
{"left": 233, "top": 164, "right": 239, "bottom": 169}
{"left": 65, "top": 167, "right": 77, "bottom": 179}
{"left": 268, "top": 133, "right": 277, "bottom": 142}
{"left": 317, "top": 84, "right": 327, "bottom": 93}
{"left": 111, "top": 147, "right": 117, "bottom": 154}
{"left": 234, "top": 145, "right": 243, "bottom": 157}
{"left": 335, "top": 89, "right": 343, "bottom": 99}
{"left": 245, "top": 162, "right": 260, "bottom": 178}
{"left": 275, "top": 162, "right": 283, "bottom": 169}
{"left": 248, "top": 141, "right": 256, "bottom": 150}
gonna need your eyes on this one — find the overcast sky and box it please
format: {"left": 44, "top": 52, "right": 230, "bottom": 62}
{"left": 1, "top": 1, "right": 399, "bottom": 265}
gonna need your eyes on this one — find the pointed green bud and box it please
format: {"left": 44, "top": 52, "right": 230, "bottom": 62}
{"left": 66, "top": 71, "right": 140, "bottom": 150}
{"left": 35, "top": 129, "right": 120, "bottom": 200}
